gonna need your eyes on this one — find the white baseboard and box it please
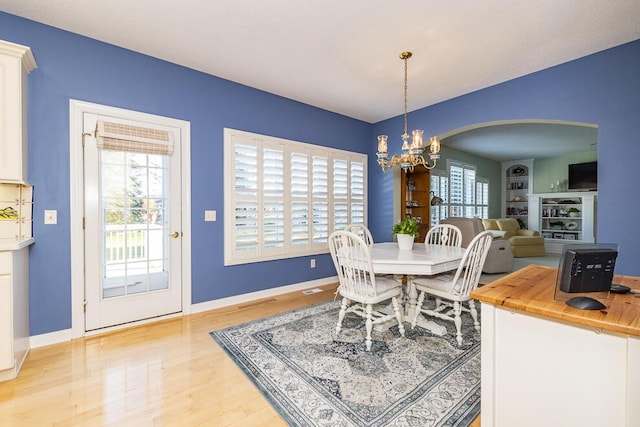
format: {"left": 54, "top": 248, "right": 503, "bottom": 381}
{"left": 191, "top": 276, "right": 338, "bottom": 314}
{"left": 30, "top": 328, "right": 74, "bottom": 349}
{"left": 28, "top": 276, "right": 338, "bottom": 347}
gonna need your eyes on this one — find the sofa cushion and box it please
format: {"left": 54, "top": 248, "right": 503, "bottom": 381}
{"left": 509, "top": 235, "right": 545, "bottom": 246}
{"left": 496, "top": 218, "right": 520, "bottom": 239}
{"left": 482, "top": 219, "right": 499, "bottom": 231}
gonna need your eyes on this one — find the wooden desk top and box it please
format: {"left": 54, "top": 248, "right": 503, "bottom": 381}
{"left": 471, "top": 264, "right": 640, "bottom": 337}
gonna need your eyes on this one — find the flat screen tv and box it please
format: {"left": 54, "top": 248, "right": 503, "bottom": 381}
{"left": 568, "top": 161, "right": 597, "bottom": 191}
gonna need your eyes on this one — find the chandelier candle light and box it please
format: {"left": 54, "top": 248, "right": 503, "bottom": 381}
{"left": 376, "top": 51, "right": 441, "bottom": 173}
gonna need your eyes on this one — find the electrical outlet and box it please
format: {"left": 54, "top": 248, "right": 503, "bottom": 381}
{"left": 204, "top": 210, "right": 216, "bottom": 221}
{"left": 310, "top": 258, "right": 316, "bottom": 268}
{"left": 44, "top": 210, "right": 57, "bottom": 225}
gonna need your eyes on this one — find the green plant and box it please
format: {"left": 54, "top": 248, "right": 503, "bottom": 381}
{"left": 567, "top": 207, "right": 580, "bottom": 213}
{"left": 392, "top": 217, "right": 420, "bottom": 237}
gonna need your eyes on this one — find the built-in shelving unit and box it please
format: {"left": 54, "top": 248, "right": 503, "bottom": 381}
{"left": 400, "top": 169, "right": 430, "bottom": 243}
{"left": 529, "top": 191, "right": 597, "bottom": 253}
{"left": 502, "top": 159, "right": 533, "bottom": 229}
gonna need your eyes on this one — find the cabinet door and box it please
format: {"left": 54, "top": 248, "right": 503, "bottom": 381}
{"left": 0, "top": 274, "right": 13, "bottom": 370}
{"left": 0, "top": 41, "right": 36, "bottom": 183}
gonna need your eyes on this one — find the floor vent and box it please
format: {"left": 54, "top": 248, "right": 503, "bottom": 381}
{"left": 302, "top": 288, "right": 323, "bottom": 295}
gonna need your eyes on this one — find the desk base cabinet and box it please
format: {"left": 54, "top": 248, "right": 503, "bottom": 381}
{"left": 481, "top": 304, "right": 638, "bottom": 427}
{"left": 0, "top": 247, "right": 30, "bottom": 381}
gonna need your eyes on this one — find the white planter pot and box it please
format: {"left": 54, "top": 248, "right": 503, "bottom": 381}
{"left": 396, "top": 234, "right": 415, "bottom": 250}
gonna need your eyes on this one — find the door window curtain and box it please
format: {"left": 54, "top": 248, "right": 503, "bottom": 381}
{"left": 95, "top": 121, "right": 174, "bottom": 156}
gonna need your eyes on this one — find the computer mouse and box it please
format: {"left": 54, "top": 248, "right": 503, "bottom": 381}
{"left": 610, "top": 284, "right": 631, "bottom": 294}
{"left": 566, "top": 296, "right": 606, "bottom": 310}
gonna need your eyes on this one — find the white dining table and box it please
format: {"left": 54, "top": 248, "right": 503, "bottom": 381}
{"left": 369, "top": 242, "right": 466, "bottom": 336}
{"left": 369, "top": 242, "right": 466, "bottom": 276}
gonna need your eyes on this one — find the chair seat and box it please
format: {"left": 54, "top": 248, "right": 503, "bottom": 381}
{"left": 413, "top": 273, "right": 462, "bottom": 296}
{"left": 339, "top": 276, "right": 402, "bottom": 305}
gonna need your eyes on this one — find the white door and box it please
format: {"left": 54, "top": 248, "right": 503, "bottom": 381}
{"left": 83, "top": 113, "right": 183, "bottom": 331}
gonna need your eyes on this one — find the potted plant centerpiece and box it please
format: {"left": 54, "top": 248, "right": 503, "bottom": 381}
{"left": 392, "top": 217, "right": 419, "bottom": 250}
{"left": 568, "top": 207, "right": 581, "bottom": 217}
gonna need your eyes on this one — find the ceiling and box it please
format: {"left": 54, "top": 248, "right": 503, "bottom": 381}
{"left": 442, "top": 120, "right": 598, "bottom": 162}
{"left": 0, "top": 1, "right": 636, "bottom": 160}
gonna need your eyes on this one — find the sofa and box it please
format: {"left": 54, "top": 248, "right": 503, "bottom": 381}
{"left": 441, "top": 217, "right": 513, "bottom": 273}
{"left": 482, "top": 218, "right": 546, "bottom": 257}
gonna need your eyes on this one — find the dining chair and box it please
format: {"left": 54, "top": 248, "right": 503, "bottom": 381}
{"left": 328, "top": 230, "right": 405, "bottom": 351}
{"left": 345, "top": 223, "right": 374, "bottom": 246}
{"left": 425, "top": 223, "right": 462, "bottom": 247}
{"left": 411, "top": 230, "right": 493, "bottom": 345}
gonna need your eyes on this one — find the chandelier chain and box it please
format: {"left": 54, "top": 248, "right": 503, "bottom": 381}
{"left": 403, "top": 55, "right": 408, "bottom": 138}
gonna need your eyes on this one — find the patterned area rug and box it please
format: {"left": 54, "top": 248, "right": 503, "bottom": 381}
{"left": 210, "top": 300, "right": 480, "bottom": 426}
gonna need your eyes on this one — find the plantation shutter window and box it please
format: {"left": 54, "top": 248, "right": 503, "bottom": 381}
{"left": 262, "top": 146, "right": 285, "bottom": 254}
{"left": 430, "top": 170, "right": 449, "bottom": 226}
{"left": 350, "top": 160, "right": 365, "bottom": 225}
{"left": 224, "top": 129, "right": 367, "bottom": 265}
{"left": 96, "top": 120, "right": 175, "bottom": 156}
{"left": 290, "top": 152, "right": 309, "bottom": 249}
{"left": 333, "top": 159, "right": 349, "bottom": 232}
{"left": 312, "top": 155, "right": 329, "bottom": 247}
{"left": 476, "top": 179, "right": 489, "bottom": 218}
{"left": 432, "top": 161, "right": 489, "bottom": 224}
{"left": 233, "top": 142, "right": 259, "bottom": 255}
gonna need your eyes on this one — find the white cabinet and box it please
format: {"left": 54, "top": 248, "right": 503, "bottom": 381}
{"left": 481, "top": 304, "right": 638, "bottom": 427}
{"left": 0, "top": 40, "right": 37, "bottom": 183}
{"left": 0, "top": 247, "right": 30, "bottom": 381}
{"left": 529, "top": 191, "right": 596, "bottom": 253}
{"left": 502, "top": 159, "right": 533, "bottom": 229}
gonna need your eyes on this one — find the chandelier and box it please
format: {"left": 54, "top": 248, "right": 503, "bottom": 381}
{"left": 376, "top": 51, "right": 441, "bottom": 173}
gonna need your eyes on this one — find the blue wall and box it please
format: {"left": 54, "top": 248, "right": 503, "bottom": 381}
{"left": 371, "top": 39, "right": 640, "bottom": 277}
{"left": 0, "top": 13, "right": 370, "bottom": 335}
{"left": 2, "top": 11, "right": 639, "bottom": 336}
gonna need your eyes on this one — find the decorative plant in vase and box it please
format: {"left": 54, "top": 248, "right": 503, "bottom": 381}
{"left": 392, "top": 217, "right": 419, "bottom": 250}
{"left": 568, "top": 207, "right": 581, "bottom": 217}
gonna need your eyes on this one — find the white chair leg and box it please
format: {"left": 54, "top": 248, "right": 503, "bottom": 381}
{"left": 392, "top": 297, "right": 405, "bottom": 337}
{"left": 453, "top": 301, "right": 463, "bottom": 345}
{"left": 435, "top": 297, "right": 443, "bottom": 309}
{"left": 365, "top": 304, "right": 373, "bottom": 351}
{"left": 469, "top": 300, "right": 480, "bottom": 332}
{"left": 336, "top": 297, "right": 349, "bottom": 334}
{"left": 411, "top": 291, "right": 427, "bottom": 329}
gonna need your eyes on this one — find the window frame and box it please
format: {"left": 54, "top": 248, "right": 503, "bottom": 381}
{"left": 223, "top": 128, "right": 367, "bottom": 265}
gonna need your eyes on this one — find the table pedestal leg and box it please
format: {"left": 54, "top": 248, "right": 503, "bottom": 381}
{"left": 373, "top": 277, "right": 447, "bottom": 336}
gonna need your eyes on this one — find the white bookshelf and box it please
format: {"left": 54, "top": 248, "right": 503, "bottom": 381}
{"left": 529, "top": 191, "right": 597, "bottom": 253}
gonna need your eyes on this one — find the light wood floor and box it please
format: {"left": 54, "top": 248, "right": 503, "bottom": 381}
{"left": 0, "top": 284, "right": 480, "bottom": 426}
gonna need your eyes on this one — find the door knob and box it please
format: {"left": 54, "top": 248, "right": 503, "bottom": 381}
{"left": 169, "top": 231, "right": 181, "bottom": 238}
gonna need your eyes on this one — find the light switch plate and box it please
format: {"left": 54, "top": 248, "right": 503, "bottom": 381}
{"left": 204, "top": 210, "right": 216, "bottom": 222}
{"left": 44, "top": 210, "right": 57, "bottom": 225}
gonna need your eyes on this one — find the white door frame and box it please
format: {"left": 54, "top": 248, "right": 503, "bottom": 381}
{"left": 69, "top": 100, "right": 192, "bottom": 338}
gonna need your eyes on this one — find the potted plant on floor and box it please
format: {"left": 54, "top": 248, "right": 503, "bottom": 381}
{"left": 393, "top": 217, "right": 419, "bottom": 250}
